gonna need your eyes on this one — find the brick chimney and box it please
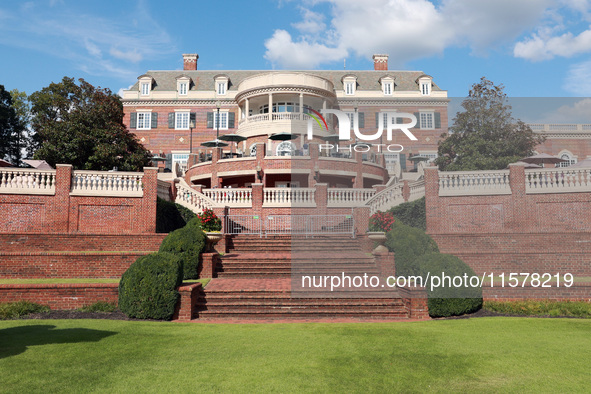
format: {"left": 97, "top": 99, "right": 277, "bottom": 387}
{"left": 183, "top": 54, "right": 199, "bottom": 71}
{"left": 373, "top": 54, "right": 388, "bottom": 71}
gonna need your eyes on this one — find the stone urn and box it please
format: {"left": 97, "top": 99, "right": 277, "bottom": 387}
{"left": 205, "top": 232, "right": 223, "bottom": 252}
{"left": 367, "top": 231, "right": 388, "bottom": 255}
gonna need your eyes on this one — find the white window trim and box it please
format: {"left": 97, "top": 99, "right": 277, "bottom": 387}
{"left": 419, "top": 77, "right": 432, "bottom": 96}
{"left": 213, "top": 111, "right": 229, "bottom": 130}
{"left": 178, "top": 82, "right": 188, "bottom": 95}
{"left": 557, "top": 151, "right": 577, "bottom": 167}
{"left": 383, "top": 82, "right": 393, "bottom": 95}
{"left": 175, "top": 112, "right": 190, "bottom": 130}
{"left": 140, "top": 82, "right": 150, "bottom": 96}
{"left": 419, "top": 111, "right": 435, "bottom": 130}
{"left": 276, "top": 141, "right": 296, "bottom": 156}
{"left": 215, "top": 76, "right": 229, "bottom": 96}
{"left": 344, "top": 81, "right": 355, "bottom": 95}
{"left": 171, "top": 150, "right": 190, "bottom": 173}
{"left": 137, "top": 112, "right": 152, "bottom": 130}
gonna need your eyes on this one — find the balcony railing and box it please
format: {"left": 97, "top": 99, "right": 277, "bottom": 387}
{"left": 327, "top": 188, "right": 376, "bottom": 207}
{"left": 0, "top": 168, "right": 56, "bottom": 195}
{"left": 263, "top": 187, "right": 316, "bottom": 207}
{"left": 175, "top": 182, "right": 217, "bottom": 213}
{"left": 70, "top": 171, "right": 144, "bottom": 197}
{"left": 525, "top": 167, "right": 591, "bottom": 193}
{"left": 203, "top": 188, "right": 253, "bottom": 207}
{"left": 439, "top": 170, "right": 511, "bottom": 196}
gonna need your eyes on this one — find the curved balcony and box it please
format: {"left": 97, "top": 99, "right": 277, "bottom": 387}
{"left": 236, "top": 72, "right": 335, "bottom": 99}
{"left": 237, "top": 112, "right": 331, "bottom": 139}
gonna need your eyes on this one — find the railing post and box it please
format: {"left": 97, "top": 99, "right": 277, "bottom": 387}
{"left": 424, "top": 166, "right": 439, "bottom": 234}
{"left": 252, "top": 183, "right": 263, "bottom": 218}
{"left": 314, "top": 183, "right": 328, "bottom": 214}
{"left": 142, "top": 167, "right": 158, "bottom": 233}
{"left": 402, "top": 180, "right": 410, "bottom": 202}
{"left": 508, "top": 163, "right": 528, "bottom": 231}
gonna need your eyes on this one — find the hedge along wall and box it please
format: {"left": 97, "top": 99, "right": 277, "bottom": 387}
{"left": 424, "top": 165, "right": 591, "bottom": 276}
{"left": 0, "top": 165, "right": 158, "bottom": 234}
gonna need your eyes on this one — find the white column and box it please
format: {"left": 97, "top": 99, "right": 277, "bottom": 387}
{"left": 245, "top": 98, "right": 249, "bottom": 123}
{"left": 299, "top": 93, "right": 303, "bottom": 120}
{"left": 268, "top": 93, "right": 273, "bottom": 121}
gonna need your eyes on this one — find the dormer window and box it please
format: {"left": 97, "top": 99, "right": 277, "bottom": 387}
{"left": 380, "top": 76, "right": 394, "bottom": 96}
{"left": 342, "top": 75, "right": 357, "bottom": 96}
{"left": 137, "top": 75, "right": 154, "bottom": 97}
{"left": 214, "top": 75, "right": 229, "bottom": 96}
{"left": 417, "top": 75, "right": 433, "bottom": 96}
{"left": 176, "top": 75, "right": 192, "bottom": 96}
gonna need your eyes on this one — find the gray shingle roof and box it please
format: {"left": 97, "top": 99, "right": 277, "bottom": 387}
{"left": 128, "top": 70, "right": 443, "bottom": 93}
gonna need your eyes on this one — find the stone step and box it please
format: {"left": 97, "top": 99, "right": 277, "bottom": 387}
{"left": 196, "top": 310, "right": 408, "bottom": 319}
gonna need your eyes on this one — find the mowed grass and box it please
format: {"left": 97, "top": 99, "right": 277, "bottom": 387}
{"left": 1, "top": 318, "right": 590, "bottom": 392}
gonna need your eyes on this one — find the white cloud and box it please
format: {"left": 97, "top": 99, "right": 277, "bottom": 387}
{"left": 265, "top": 0, "right": 555, "bottom": 68}
{"left": 110, "top": 48, "right": 143, "bottom": 63}
{"left": 555, "top": 98, "right": 591, "bottom": 121}
{"left": 84, "top": 39, "right": 102, "bottom": 58}
{"left": 515, "top": 28, "right": 591, "bottom": 61}
{"left": 564, "top": 59, "right": 591, "bottom": 95}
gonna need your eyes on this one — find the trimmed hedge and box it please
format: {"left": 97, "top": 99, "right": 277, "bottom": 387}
{"left": 118, "top": 252, "right": 183, "bottom": 320}
{"left": 388, "top": 197, "right": 426, "bottom": 231}
{"left": 415, "top": 252, "right": 483, "bottom": 317}
{"left": 0, "top": 301, "right": 49, "bottom": 319}
{"left": 385, "top": 220, "right": 439, "bottom": 277}
{"left": 156, "top": 198, "right": 197, "bottom": 233}
{"left": 159, "top": 217, "right": 206, "bottom": 280}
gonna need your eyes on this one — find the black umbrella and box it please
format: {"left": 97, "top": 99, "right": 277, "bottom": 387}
{"left": 520, "top": 153, "right": 566, "bottom": 166}
{"left": 219, "top": 134, "right": 247, "bottom": 143}
{"left": 201, "top": 139, "right": 229, "bottom": 148}
{"left": 269, "top": 132, "right": 299, "bottom": 141}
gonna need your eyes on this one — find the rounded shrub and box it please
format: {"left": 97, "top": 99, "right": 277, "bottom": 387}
{"left": 385, "top": 220, "right": 439, "bottom": 277}
{"left": 156, "top": 198, "right": 187, "bottom": 233}
{"left": 159, "top": 217, "right": 206, "bottom": 280}
{"left": 415, "top": 252, "right": 483, "bottom": 318}
{"left": 388, "top": 197, "right": 426, "bottom": 231}
{"left": 118, "top": 252, "right": 183, "bottom": 320}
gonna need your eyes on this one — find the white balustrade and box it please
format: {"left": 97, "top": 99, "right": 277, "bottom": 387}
{"left": 175, "top": 182, "right": 218, "bottom": 214}
{"left": 408, "top": 179, "right": 426, "bottom": 202}
{"left": 365, "top": 184, "right": 404, "bottom": 214}
{"left": 71, "top": 171, "right": 144, "bottom": 197}
{"left": 157, "top": 179, "right": 172, "bottom": 201}
{"left": 328, "top": 188, "right": 376, "bottom": 207}
{"left": 439, "top": 170, "right": 511, "bottom": 196}
{"left": 525, "top": 167, "right": 591, "bottom": 193}
{"left": 263, "top": 188, "right": 316, "bottom": 207}
{"left": 272, "top": 113, "right": 301, "bottom": 121}
{"left": 203, "top": 188, "right": 252, "bottom": 207}
{"left": 0, "top": 168, "right": 56, "bottom": 195}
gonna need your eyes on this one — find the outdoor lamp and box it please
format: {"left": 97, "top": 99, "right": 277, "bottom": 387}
{"left": 313, "top": 165, "right": 320, "bottom": 181}
{"left": 189, "top": 117, "right": 196, "bottom": 154}
{"left": 256, "top": 165, "right": 263, "bottom": 181}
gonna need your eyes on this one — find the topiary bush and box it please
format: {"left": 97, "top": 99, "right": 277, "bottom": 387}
{"left": 414, "top": 252, "right": 483, "bottom": 317}
{"left": 385, "top": 220, "right": 439, "bottom": 277}
{"left": 388, "top": 197, "right": 426, "bottom": 231}
{"left": 156, "top": 198, "right": 187, "bottom": 233}
{"left": 118, "top": 252, "right": 183, "bottom": 320}
{"left": 159, "top": 217, "right": 206, "bottom": 279}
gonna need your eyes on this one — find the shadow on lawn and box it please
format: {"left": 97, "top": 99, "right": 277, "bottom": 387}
{"left": 0, "top": 325, "right": 117, "bottom": 359}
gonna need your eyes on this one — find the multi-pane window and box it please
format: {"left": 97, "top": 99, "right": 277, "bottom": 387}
{"left": 420, "top": 82, "right": 431, "bottom": 95}
{"left": 172, "top": 153, "right": 189, "bottom": 173}
{"left": 179, "top": 82, "right": 188, "bottom": 95}
{"left": 383, "top": 82, "right": 393, "bottom": 95}
{"left": 344, "top": 82, "right": 355, "bottom": 95}
{"left": 558, "top": 153, "right": 576, "bottom": 167}
{"left": 137, "top": 112, "right": 151, "bottom": 129}
{"left": 175, "top": 112, "right": 189, "bottom": 129}
{"left": 214, "top": 112, "right": 229, "bottom": 129}
{"left": 141, "top": 82, "right": 150, "bottom": 96}
{"left": 217, "top": 82, "right": 226, "bottom": 95}
{"left": 420, "top": 112, "right": 434, "bottom": 129}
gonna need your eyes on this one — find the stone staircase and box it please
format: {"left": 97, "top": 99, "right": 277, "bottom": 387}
{"left": 191, "top": 235, "right": 415, "bottom": 321}
{"left": 217, "top": 235, "right": 380, "bottom": 278}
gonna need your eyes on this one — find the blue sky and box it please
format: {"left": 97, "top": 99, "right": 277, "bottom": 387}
{"left": 2, "top": 0, "right": 591, "bottom": 120}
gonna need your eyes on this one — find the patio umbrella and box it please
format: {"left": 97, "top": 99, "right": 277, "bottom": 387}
{"left": 408, "top": 155, "right": 431, "bottom": 162}
{"left": 511, "top": 161, "right": 542, "bottom": 169}
{"left": 520, "top": 153, "right": 566, "bottom": 166}
{"left": 201, "top": 139, "right": 229, "bottom": 148}
{"left": 219, "top": 133, "right": 247, "bottom": 155}
{"left": 0, "top": 159, "right": 13, "bottom": 167}
{"left": 269, "top": 132, "right": 299, "bottom": 141}
{"left": 22, "top": 159, "right": 53, "bottom": 170}
{"left": 321, "top": 134, "right": 342, "bottom": 142}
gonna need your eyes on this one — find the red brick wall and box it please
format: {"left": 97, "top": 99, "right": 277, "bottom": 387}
{"left": 0, "top": 166, "right": 158, "bottom": 235}
{"left": 424, "top": 165, "right": 591, "bottom": 276}
{"left": 0, "top": 283, "right": 119, "bottom": 310}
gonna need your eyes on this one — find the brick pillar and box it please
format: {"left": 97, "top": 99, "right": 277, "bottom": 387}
{"left": 354, "top": 151, "right": 363, "bottom": 188}
{"left": 142, "top": 167, "right": 158, "bottom": 233}
{"left": 314, "top": 183, "right": 328, "bottom": 214}
{"left": 187, "top": 153, "right": 198, "bottom": 169}
{"left": 309, "top": 143, "right": 319, "bottom": 186}
{"left": 199, "top": 253, "right": 219, "bottom": 278}
{"left": 353, "top": 206, "right": 371, "bottom": 236}
{"left": 423, "top": 166, "right": 439, "bottom": 234}
{"left": 252, "top": 183, "right": 263, "bottom": 218}
{"left": 55, "top": 164, "right": 72, "bottom": 233}
{"left": 509, "top": 163, "right": 527, "bottom": 232}
{"left": 255, "top": 142, "right": 266, "bottom": 186}
{"left": 374, "top": 252, "right": 395, "bottom": 277}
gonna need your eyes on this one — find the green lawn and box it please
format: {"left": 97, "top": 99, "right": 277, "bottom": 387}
{"left": 1, "top": 318, "right": 590, "bottom": 392}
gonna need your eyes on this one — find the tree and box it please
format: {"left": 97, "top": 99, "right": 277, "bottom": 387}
{"left": 29, "top": 77, "right": 152, "bottom": 171}
{"left": 9, "top": 89, "right": 35, "bottom": 162}
{"left": 435, "top": 77, "right": 544, "bottom": 171}
{"left": 0, "top": 85, "right": 27, "bottom": 166}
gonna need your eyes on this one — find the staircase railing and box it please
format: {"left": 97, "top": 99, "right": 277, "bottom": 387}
{"left": 175, "top": 179, "right": 219, "bottom": 214}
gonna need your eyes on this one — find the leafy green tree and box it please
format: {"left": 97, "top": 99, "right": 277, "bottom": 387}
{"left": 435, "top": 77, "right": 544, "bottom": 171}
{"left": 9, "top": 89, "right": 35, "bottom": 163}
{"left": 0, "top": 85, "right": 28, "bottom": 166}
{"left": 29, "top": 77, "right": 151, "bottom": 171}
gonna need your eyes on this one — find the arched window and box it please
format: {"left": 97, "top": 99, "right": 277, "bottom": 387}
{"left": 276, "top": 141, "right": 295, "bottom": 156}
{"left": 558, "top": 153, "right": 577, "bottom": 167}
{"left": 249, "top": 144, "right": 257, "bottom": 157}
